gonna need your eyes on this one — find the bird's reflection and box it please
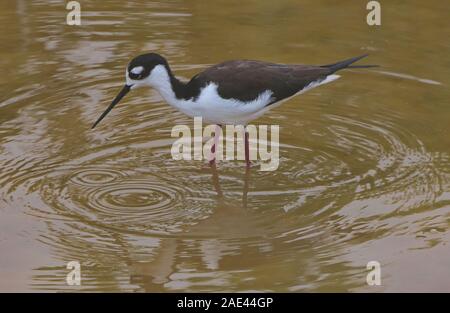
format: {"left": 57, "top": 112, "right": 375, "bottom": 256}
{"left": 209, "top": 161, "right": 224, "bottom": 199}
{"left": 127, "top": 163, "right": 252, "bottom": 291}
{"left": 129, "top": 238, "right": 178, "bottom": 288}
{"left": 209, "top": 161, "right": 251, "bottom": 205}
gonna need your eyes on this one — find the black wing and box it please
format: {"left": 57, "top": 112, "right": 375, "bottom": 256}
{"left": 186, "top": 55, "right": 373, "bottom": 104}
{"left": 188, "top": 60, "right": 332, "bottom": 103}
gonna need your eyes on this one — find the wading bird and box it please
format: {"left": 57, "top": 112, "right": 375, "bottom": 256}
{"left": 92, "top": 53, "right": 376, "bottom": 167}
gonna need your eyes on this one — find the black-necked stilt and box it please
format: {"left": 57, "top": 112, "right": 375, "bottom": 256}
{"left": 92, "top": 53, "right": 376, "bottom": 166}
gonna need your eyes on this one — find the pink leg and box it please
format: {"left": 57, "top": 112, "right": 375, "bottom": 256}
{"left": 209, "top": 142, "right": 216, "bottom": 166}
{"left": 245, "top": 130, "right": 251, "bottom": 168}
{"left": 209, "top": 124, "right": 221, "bottom": 166}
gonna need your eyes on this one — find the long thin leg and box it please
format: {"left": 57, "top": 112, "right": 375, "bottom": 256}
{"left": 209, "top": 141, "right": 216, "bottom": 166}
{"left": 244, "top": 129, "right": 251, "bottom": 168}
{"left": 209, "top": 124, "right": 222, "bottom": 166}
{"left": 208, "top": 125, "right": 223, "bottom": 198}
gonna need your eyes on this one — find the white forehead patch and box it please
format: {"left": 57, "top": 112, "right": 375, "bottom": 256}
{"left": 130, "top": 66, "right": 144, "bottom": 75}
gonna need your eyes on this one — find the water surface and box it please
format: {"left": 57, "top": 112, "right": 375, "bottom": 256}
{"left": 0, "top": 0, "right": 449, "bottom": 292}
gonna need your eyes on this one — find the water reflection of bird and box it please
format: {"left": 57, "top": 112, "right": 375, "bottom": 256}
{"left": 92, "top": 53, "right": 376, "bottom": 166}
{"left": 127, "top": 166, "right": 257, "bottom": 291}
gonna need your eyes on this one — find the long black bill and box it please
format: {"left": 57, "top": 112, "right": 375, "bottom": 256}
{"left": 91, "top": 84, "right": 131, "bottom": 129}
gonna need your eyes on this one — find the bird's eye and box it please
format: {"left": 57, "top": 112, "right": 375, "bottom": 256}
{"left": 129, "top": 66, "right": 145, "bottom": 79}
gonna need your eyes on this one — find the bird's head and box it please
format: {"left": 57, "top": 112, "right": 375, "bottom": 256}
{"left": 92, "top": 53, "right": 169, "bottom": 129}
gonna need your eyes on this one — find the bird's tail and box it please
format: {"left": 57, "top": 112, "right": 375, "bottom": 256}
{"left": 322, "top": 54, "right": 378, "bottom": 72}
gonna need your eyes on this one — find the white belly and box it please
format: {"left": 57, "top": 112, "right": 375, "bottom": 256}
{"left": 166, "top": 83, "right": 274, "bottom": 125}
{"left": 159, "top": 75, "right": 340, "bottom": 125}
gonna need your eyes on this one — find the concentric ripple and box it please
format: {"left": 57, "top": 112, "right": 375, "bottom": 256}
{"left": 32, "top": 163, "right": 213, "bottom": 235}
{"left": 1, "top": 3, "right": 449, "bottom": 290}
{"left": 69, "top": 168, "right": 125, "bottom": 187}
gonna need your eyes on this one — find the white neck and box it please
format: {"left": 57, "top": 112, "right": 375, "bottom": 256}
{"left": 145, "top": 65, "right": 186, "bottom": 110}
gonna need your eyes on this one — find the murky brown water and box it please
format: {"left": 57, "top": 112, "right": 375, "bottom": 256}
{"left": 1, "top": 0, "right": 449, "bottom": 292}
